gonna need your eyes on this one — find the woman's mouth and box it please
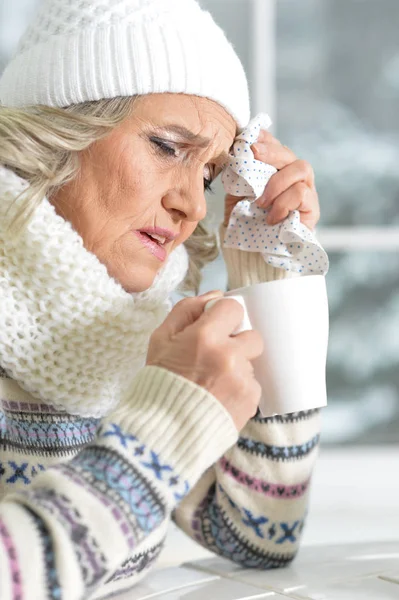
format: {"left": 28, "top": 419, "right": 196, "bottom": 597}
{"left": 134, "top": 228, "right": 178, "bottom": 262}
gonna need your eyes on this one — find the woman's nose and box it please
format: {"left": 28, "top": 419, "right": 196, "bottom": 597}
{"left": 162, "top": 184, "right": 207, "bottom": 223}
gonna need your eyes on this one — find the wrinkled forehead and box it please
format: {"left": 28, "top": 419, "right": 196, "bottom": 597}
{"left": 133, "top": 93, "right": 237, "bottom": 146}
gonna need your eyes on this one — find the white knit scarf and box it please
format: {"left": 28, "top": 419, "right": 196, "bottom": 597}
{"left": 0, "top": 166, "right": 189, "bottom": 417}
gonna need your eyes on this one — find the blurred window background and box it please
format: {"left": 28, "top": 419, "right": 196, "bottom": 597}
{"left": 1, "top": 0, "right": 399, "bottom": 445}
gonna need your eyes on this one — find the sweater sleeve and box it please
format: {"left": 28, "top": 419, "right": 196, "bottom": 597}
{"left": 172, "top": 226, "right": 321, "bottom": 568}
{"left": 0, "top": 366, "right": 237, "bottom": 600}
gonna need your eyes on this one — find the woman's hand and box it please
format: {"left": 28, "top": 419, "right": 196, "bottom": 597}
{"left": 224, "top": 130, "right": 320, "bottom": 230}
{"left": 146, "top": 293, "right": 264, "bottom": 431}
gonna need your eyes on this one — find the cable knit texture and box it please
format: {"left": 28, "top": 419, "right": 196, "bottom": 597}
{"left": 0, "top": 0, "right": 250, "bottom": 129}
{"left": 0, "top": 166, "right": 188, "bottom": 417}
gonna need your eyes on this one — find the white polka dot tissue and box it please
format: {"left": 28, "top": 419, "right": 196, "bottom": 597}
{"left": 222, "top": 113, "right": 329, "bottom": 276}
{"left": 220, "top": 114, "right": 329, "bottom": 416}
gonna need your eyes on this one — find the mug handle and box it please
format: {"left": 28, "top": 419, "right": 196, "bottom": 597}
{"left": 204, "top": 296, "right": 253, "bottom": 336}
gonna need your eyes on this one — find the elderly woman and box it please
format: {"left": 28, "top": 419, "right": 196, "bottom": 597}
{"left": 0, "top": 0, "right": 321, "bottom": 598}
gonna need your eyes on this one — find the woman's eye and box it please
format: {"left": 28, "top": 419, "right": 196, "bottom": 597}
{"left": 204, "top": 165, "right": 214, "bottom": 193}
{"left": 204, "top": 178, "right": 214, "bottom": 193}
{"left": 151, "top": 137, "right": 177, "bottom": 157}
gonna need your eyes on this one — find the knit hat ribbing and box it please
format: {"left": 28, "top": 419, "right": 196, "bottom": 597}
{"left": 0, "top": 0, "right": 250, "bottom": 129}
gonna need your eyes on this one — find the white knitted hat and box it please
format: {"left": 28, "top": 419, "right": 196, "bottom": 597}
{"left": 0, "top": 0, "right": 250, "bottom": 128}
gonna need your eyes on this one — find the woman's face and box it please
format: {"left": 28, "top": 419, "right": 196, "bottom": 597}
{"left": 51, "top": 94, "right": 236, "bottom": 293}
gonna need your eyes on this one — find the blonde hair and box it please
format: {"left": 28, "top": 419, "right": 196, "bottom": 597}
{"left": 0, "top": 97, "right": 219, "bottom": 293}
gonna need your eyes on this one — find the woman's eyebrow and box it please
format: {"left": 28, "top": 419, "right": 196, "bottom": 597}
{"left": 159, "top": 124, "right": 233, "bottom": 166}
{"left": 159, "top": 125, "right": 211, "bottom": 147}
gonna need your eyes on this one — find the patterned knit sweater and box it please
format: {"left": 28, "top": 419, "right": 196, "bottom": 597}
{"left": 0, "top": 230, "right": 321, "bottom": 599}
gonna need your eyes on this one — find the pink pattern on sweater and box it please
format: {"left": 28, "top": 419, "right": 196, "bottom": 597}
{"left": 219, "top": 457, "right": 310, "bottom": 499}
{"left": 0, "top": 517, "right": 22, "bottom": 600}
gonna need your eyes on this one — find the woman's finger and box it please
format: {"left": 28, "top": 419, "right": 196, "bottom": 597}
{"left": 267, "top": 182, "right": 319, "bottom": 229}
{"left": 195, "top": 297, "right": 245, "bottom": 339}
{"left": 232, "top": 329, "right": 264, "bottom": 361}
{"left": 257, "top": 159, "right": 315, "bottom": 208}
{"left": 252, "top": 141, "right": 297, "bottom": 171}
{"left": 224, "top": 193, "right": 246, "bottom": 226}
{"left": 256, "top": 129, "right": 283, "bottom": 146}
{"left": 157, "top": 293, "right": 223, "bottom": 337}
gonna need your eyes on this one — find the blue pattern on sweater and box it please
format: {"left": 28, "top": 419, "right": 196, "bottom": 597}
{"left": 199, "top": 486, "right": 297, "bottom": 569}
{"left": 0, "top": 460, "right": 45, "bottom": 485}
{"left": 68, "top": 447, "right": 166, "bottom": 534}
{"left": 237, "top": 433, "right": 320, "bottom": 460}
{"left": 142, "top": 451, "right": 173, "bottom": 481}
{"left": 23, "top": 488, "right": 107, "bottom": 589}
{"left": 0, "top": 408, "right": 99, "bottom": 454}
{"left": 217, "top": 484, "right": 303, "bottom": 545}
{"left": 98, "top": 423, "right": 190, "bottom": 502}
{"left": 102, "top": 423, "right": 137, "bottom": 447}
{"left": 25, "top": 507, "right": 62, "bottom": 600}
{"left": 241, "top": 509, "right": 269, "bottom": 538}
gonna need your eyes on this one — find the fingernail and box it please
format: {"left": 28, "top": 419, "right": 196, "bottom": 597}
{"left": 257, "top": 197, "right": 270, "bottom": 209}
{"left": 252, "top": 143, "right": 260, "bottom": 154}
{"left": 199, "top": 290, "right": 224, "bottom": 300}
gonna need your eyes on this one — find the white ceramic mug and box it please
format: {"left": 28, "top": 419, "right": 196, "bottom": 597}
{"left": 207, "top": 275, "right": 329, "bottom": 417}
